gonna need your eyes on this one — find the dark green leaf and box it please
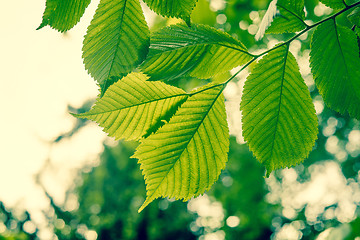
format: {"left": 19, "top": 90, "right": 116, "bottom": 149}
{"left": 356, "top": 26, "right": 360, "bottom": 37}
{"left": 241, "top": 45, "right": 318, "bottom": 175}
{"left": 266, "top": 0, "right": 307, "bottom": 34}
{"left": 141, "top": 23, "right": 253, "bottom": 81}
{"left": 82, "top": 0, "right": 150, "bottom": 85}
{"left": 134, "top": 83, "right": 229, "bottom": 212}
{"left": 319, "top": 0, "right": 346, "bottom": 9}
{"left": 310, "top": 20, "right": 360, "bottom": 119}
{"left": 143, "top": 0, "right": 197, "bottom": 22}
{"left": 37, "top": 0, "right": 91, "bottom": 32}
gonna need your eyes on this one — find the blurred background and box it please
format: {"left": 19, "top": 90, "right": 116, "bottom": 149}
{"left": 1, "top": 0, "right": 360, "bottom": 239}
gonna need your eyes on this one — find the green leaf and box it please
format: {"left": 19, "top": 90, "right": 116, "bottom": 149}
{"left": 74, "top": 72, "right": 188, "bottom": 141}
{"left": 98, "top": 77, "right": 119, "bottom": 98}
{"left": 348, "top": 7, "right": 360, "bottom": 27}
{"left": 241, "top": 45, "right": 318, "bottom": 175}
{"left": 266, "top": 0, "right": 307, "bottom": 34}
{"left": 82, "top": 0, "right": 150, "bottom": 85}
{"left": 141, "top": 23, "right": 253, "bottom": 81}
{"left": 310, "top": 20, "right": 360, "bottom": 119}
{"left": 143, "top": 0, "right": 197, "bottom": 22}
{"left": 319, "top": 0, "right": 347, "bottom": 9}
{"left": 356, "top": 26, "right": 360, "bottom": 38}
{"left": 37, "top": 0, "right": 91, "bottom": 32}
{"left": 134, "top": 83, "right": 229, "bottom": 212}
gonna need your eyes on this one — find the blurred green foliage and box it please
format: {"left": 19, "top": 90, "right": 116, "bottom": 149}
{"left": 0, "top": 202, "right": 38, "bottom": 240}
{"left": 48, "top": 138, "right": 275, "bottom": 240}
{"left": 209, "top": 138, "right": 274, "bottom": 240}
{"left": 46, "top": 142, "right": 197, "bottom": 240}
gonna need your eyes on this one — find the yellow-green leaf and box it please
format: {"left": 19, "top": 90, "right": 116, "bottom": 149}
{"left": 134, "top": 83, "right": 229, "bottom": 212}
{"left": 82, "top": 0, "right": 150, "bottom": 85}
{"left": 143, "top": 0, "right": 197, "bottom": 22}
{"left": 141, "top": 23, "right": 253, "bottom": 81}
{"left": 37, "top": 0, "right": 91, "bottom": 32}
{"left": 74, "top": 73, "right": 188, "bottom": 141}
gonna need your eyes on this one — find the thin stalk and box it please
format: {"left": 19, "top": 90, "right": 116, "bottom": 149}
{"left": 191, "top": 1, "right": 360, "bottom": 96}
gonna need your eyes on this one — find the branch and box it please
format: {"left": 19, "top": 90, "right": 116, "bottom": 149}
{"left": 228, "top": 1, "right": 360, "bottom": 85}
{"left": 187, "top": 1, "right": 360, "bottom": 97}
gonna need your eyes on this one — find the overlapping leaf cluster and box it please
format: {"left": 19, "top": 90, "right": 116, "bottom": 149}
{"left": 39, "top": 0, "right": 360, "bottom": 210}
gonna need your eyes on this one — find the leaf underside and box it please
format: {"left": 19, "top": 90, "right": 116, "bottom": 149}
{"left": 241, "top": 45, "right": 318, "bottom": 175}
{"left": 134, "top": 83, "right": 229, "bottom": 212}
{"left": 143, "top": 0, "right": 197, "bottom": 21}
{"left": 310, "top": 20, "right": 360, "bottom": 119}
{"left": 37, "top": 0, "right": 91, "bottom": 32}
{"left": 82, "top": 0, "right": 150, "bottom": 86}
{"left": 266, "top": 0, "right": 306, "bottom": 34}
{"left": 141, "top": 23, "right": 253, "bottom": 81}
{"left": 75, "top": 72, "right": 188, "bottom": 141}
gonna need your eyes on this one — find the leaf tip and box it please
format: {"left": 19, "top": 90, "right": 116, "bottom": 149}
{"left": 36, "top": 22, "right": 46, "bottom": 31}
{"left": 138, "top": 196, "right": 154, "bottom": 213}
{"left": 264, "top": 169, "right": 272, "bottom": 178}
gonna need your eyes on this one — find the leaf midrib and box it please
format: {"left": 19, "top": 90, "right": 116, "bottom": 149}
{"left": 332, "top": 19, "right": 360, "bottom": 102}
{"left": 268, "top": 45, "right": 289, "bottom": 167}
{"left": 81, "top": 93, "right": 188, "bottom": 116}
{"left": 277, "top": 4, "right": 305, "bottom": 26}
{"left": 107, "top": 0, "right": 128, "bottom": 79}
{"left": 149, "top": 42, "right": 252, "bottom": 57}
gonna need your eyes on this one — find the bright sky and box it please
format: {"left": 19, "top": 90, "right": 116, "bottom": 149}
{"left": 0, "top": 0, "right": 106, "bottom": 224}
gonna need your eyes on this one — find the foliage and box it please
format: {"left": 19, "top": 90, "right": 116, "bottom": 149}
{"left": 73, "top": 72, "right": 188, "bottom": 141}
{"left": 266, "top": 0, "right": 307, "bottom": 34}
{"left": 47, "top": 138, "right": 276, "bottom": 240}
{"left": 310, "top": 20, "right": 360, "bottom": 118}
{"left": 0, "top": 202, "right": 38, "bottom": 240}
{"left": 48, "top": 141, "right": 198, "bottom": 240}
{"left": 134, "top": 83, "right": 229, "bottom": 211}
{"left": 241, "top": 45, "right": 318, "bottom": 175}
{"left": 41, "top": 99, "right": 360, "bottom": 239}
{"left": 208, "top": 138, "right": 274, "bottom": 240}
{"left": 37, "top": 0, "right": 91, "bottom": 32}
{"left": 38, "top": 0, "right": 360, "bottom": 211}
{"left": 82, "top": 0, "right": 150, "bottom": 94}
{"left": 140, "top": 23, "right": 252, "bottom": 80}
{"left": 319, "top": 0, "right": 349, "bottom": 9}
{"left": 142, "top": 0, "right": 197, "bottom": 23}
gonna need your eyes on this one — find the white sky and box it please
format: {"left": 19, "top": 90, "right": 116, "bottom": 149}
{"left": 0, "top": 0, "right": 106, "bottom": 218}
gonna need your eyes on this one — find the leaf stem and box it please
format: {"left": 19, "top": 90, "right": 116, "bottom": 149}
{"left": 190, "top": 1, "right": 360, "bottom": 97}
{"left": 189, "top": 58, "right": 257, "bottom": 96}
{"left": 255, "top": 1, "right": 360, "bottom": 57}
